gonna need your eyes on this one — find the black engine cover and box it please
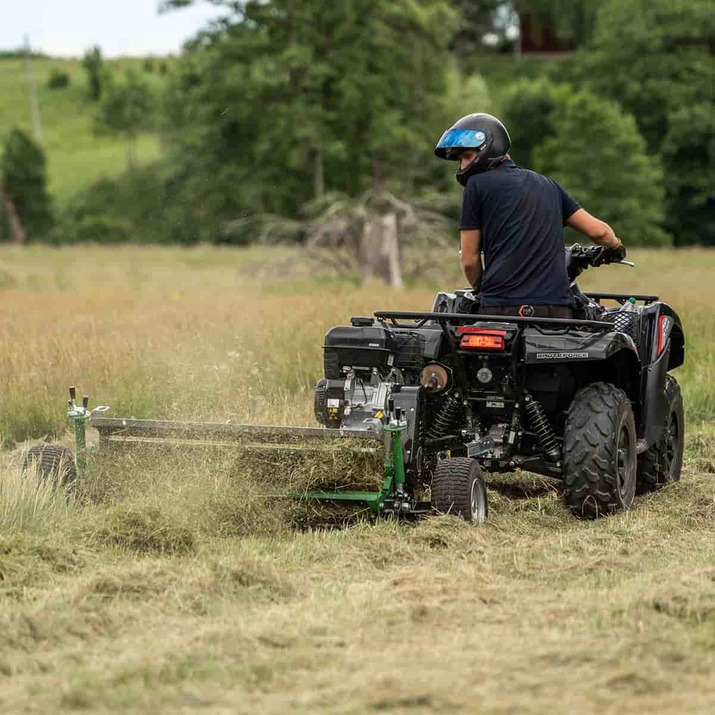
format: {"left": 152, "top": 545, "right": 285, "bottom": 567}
{"left": 324, "top": 325, "right": 398, "bottom": 377}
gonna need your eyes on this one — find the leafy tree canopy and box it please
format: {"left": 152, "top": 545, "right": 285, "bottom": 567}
{"left": 161, "top": 0, "right": 458, "bottom": 240}
{"left": 0, "top": 128, "right": 54, "bottom": 241}
{"left": 573, "top": 0, "right": 715, "bottom": 244}
{"left": 82, "top": 45, "right": 105, "bottom": 101}
{"left": 97, "top": 70, "right": 155, "bottom": 171}
{"left": 534, "top": 90, "right": 669, "bottom": 246}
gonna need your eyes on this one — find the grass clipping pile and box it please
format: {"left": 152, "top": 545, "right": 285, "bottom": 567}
{"left": 239, "top": 439, "right": 385, "bottom": 527}
{"left": 240, "top": 440, "right": 384, "bottom": 493}
{"left": 84, "top": 438, "right": 386, "bottom": 534}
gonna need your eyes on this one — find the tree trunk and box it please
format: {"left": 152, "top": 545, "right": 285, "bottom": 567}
{"left": 313, "top": 146, "right": 324, "bottom": 198}
{"left": 359, "top": 211, "right": 403, "bottom": 288}
{"left": 371, "top": 150, "right": 384, "bottom": 193}
{"left": 0, "top": 181, "right": 26, "bottom": 245}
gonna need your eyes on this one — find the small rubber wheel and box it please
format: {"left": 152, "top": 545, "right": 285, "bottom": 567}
{"left": 562, "top": 382, "right": 637, "bottom": 519}
{"left": 432, "top": 457, "right": 488, "bottom": 523}
{"left": 22, "top": 444, "right": 77, "bottom": 485}
{"left": 637, "top": 375, "right": 684, "bottom": 493}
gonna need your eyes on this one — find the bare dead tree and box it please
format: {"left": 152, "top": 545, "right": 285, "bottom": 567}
{"left": 221, "top": 190, "right": 455, "bottom": 287}
{"left": 0, "top": 181, "right": 26, "bottom": 246}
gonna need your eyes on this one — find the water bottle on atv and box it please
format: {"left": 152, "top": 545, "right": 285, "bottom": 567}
{"left": 315, "top": 243, "right": 685, "bottom": 521}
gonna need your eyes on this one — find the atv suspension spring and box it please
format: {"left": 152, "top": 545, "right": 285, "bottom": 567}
{"left": 427, "top": 394, "right": 464, "bottom": 440}
{"left": 524, "top": 396, "right": 561, "bottom": 462}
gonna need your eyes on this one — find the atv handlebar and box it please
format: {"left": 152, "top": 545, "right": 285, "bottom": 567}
{"left": 566, "top": 243, "right": 634, "bottom": 281}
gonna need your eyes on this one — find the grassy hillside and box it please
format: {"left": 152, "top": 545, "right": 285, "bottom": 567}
{"left": 0, "top": 57, "right": 163, "bottom": 206}
{"left": 0, "top": 246, "right": 713, "bottom": 711}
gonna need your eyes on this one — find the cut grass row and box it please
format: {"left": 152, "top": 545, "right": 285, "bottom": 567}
{"left": 0, "top": 428, "right": 713, "bottom": 711}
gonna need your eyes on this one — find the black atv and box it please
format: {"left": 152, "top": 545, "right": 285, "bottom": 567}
{"left": 314, "top": 243, "right": 685, "bottom": 520}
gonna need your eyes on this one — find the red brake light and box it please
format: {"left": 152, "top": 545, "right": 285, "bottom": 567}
{"left": 460, "top": 333, "right": 505, "bottom": 351}
{"left": 457, "top": 327, "right": 507, "bottom": 336}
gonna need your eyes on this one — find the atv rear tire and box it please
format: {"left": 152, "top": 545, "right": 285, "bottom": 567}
{"left": 432, "top": 457, "right": 488, "bottom": 523}
{"left": 562, "top": 382, "right": 636, "bottom": 519}
{"left": 637, "top": 375, "right": 684, "bottom": 494}
{"left": 22, "top": 444, "right": 77, "bottom": 485}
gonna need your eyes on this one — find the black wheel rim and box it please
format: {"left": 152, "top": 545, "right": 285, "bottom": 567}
{"left": 616, "top": 425, "right": 632, "bottom": 500}
{"left": 663, "top": 409, "right": 679, "bottom": 478}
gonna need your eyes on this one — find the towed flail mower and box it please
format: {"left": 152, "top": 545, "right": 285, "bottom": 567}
{"left": 30, "top": 244, "right": 685, "bottom": 523}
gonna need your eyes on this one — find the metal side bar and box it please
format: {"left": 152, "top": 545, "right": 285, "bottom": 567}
{"left": 91, "top": 417, "right": 382, "bottom": 445}
{"left": 584, "top": 292, "right": 659, "bottom": 305}
{"left": 374, "top": 310, "right": 613, "bottom": 331}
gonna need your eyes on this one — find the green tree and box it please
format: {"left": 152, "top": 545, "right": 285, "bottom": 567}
{"left": 47, "top": 68, "right": 70, "bottom": 90}
{"left": 499, "top": 77, "right": 570, "bottom": 168}
{"left": 575, "top": 0, "right": 715, "bottom": 244}
{"left": 534, "top": 90, "right": 668, "bottom": 246}
{"left": 661, "top": 104, "right": 715, "bottom": 245}
{"left": 82, "top": 45, "right": 105, "bottom": 101}
{"left": 0, "top": 127, "right": 54, "bottom": 243}
{"left": 161, "top": 0, "right": 457, "bottom": 241}
{"left": 97, "top": 70, "right": 154, "bottom": 171}
{"left": 451, "top": 1, "right": 516, "bottom": 64}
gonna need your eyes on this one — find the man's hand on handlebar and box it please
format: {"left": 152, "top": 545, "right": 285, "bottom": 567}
{"left": 593, "top": 239, "right": 626, "bottom": 266}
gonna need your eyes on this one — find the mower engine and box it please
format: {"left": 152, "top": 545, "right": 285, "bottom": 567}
{"left": 313, "top": 315, "right": 488, "bottom": 472}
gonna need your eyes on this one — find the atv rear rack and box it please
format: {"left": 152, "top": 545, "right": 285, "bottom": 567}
{"left": 584, "top": 292, "right": 659, "bottom": 305}
{"left": 374, "top": 311, "right": 613, "bottom": 330}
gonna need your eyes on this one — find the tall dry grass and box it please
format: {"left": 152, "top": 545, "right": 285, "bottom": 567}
{"left": 0, "top": 245, "right": 713, "bottom": 712}
{"left": 0, "top": 451, "right": 72, "bottom": 534}
{"left": 0, "top": 244, "right": 713, "bottom": 444}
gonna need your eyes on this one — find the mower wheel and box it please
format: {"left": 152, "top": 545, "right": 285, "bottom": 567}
{"left": 637, "top": 375, "right": 684, "bottom": 494}
{"left": 562, "top": 382, "right": 636, "bottom": 519}
{"left": 432, "top": 457, "right": 488, "bottom": 523}
{"left": 22, "top": 444, "right": 77, "bottom": 486}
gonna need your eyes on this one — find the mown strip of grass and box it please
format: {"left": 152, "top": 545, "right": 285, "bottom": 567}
{"left": 0, "top": 429, "right": 713, "bottom": 712}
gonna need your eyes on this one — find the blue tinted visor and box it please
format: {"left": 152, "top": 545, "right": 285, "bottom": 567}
{"left": 435, "top": 129, "right": 487, "bottom": 159}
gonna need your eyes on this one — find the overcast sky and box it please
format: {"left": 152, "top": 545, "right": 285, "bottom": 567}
{"left": 1, "top": 0, "right": 224, "bottom": 57}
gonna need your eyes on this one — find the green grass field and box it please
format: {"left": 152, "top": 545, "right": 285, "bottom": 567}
{"left": 0, "top": 57, "right": 162, "bottom": 205}
{"left": 0, "top": 246, "right": 713, "bottom": 712}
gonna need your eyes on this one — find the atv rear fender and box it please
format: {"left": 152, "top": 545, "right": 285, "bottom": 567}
{"left": 638, "top": 302, "right": 684, "bottom": 446}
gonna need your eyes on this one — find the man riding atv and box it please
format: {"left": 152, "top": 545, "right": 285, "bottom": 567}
{"left": 435, "top": 113, "right": 627, "bottom": 317}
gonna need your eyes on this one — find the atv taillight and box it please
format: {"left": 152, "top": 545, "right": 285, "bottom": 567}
{"left": 459, "top": 333, "right": 505, "bottom": 351}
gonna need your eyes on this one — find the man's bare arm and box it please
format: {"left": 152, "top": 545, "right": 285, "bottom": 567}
{"left": 460, "top": 229, "right": 482, "bottom": 291}
{"left": 566, "top": 209, "right": 621, "bottom": 249}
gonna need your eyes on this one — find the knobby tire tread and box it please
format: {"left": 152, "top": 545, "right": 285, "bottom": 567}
{"left": 562, "top": 382, "right": 635, "bottom": 519}
{"left": 637, "top": 375, "right": 683, "bottom": 494}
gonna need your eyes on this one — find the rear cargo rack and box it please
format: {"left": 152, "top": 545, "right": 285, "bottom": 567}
{"left": 584, "top": 292, "right": 659, "bottom": 305}
{"left": 374, "top": 311, "right": 613, "bottom": 331}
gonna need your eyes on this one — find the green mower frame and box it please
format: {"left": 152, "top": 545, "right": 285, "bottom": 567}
{"left": 65, "top": 386, "right": 422, "bottom": 517}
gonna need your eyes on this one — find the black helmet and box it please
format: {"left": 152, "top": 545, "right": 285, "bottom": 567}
{"left": 435, "top": 113, "right": 511, "bottom": 186}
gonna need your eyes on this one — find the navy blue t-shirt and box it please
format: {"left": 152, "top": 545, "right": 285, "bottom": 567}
{"left": 459, "top": 160, "right": 580, "bottom": 306}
